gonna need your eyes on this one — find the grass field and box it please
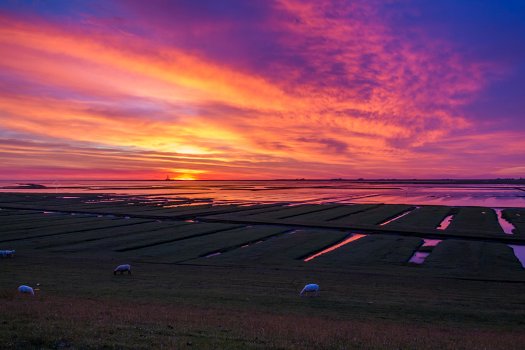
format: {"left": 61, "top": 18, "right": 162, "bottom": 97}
{"left": 1, "top": 193, "right": 525, "bottom": 349}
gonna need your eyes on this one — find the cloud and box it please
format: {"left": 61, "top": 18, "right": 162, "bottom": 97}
{"left": 0, "top": 1, "right": 522, "bottom": 179}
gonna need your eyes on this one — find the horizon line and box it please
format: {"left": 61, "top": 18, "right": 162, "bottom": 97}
{"left": 1, "top": 178, "right": 523, "bottom": 182}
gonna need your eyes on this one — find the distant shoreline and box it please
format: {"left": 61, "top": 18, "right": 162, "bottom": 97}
{"left": 1, "top": 178, "right": 524, "bottom": 184}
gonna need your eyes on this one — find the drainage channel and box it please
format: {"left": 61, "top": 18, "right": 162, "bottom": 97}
{"left": 198, "top": 215, "right": 525, "bottom": 245}
{"left": 408, "top": 252, "right": 430, "bottom": 264}
{"left": 408, "top": 239, "right": 443, "bottom": 265}
{"left": 202, "top": 229, "right": 298, "bottom": 258}
{"left": 436, "top": 214, "right": 454, "bottom": 230}
{"left": 303, "top": 233, "right": 367, "bottom": 262}
{"left": 494, "top": 208, "right": 516, "bottom": 235}
{"left": 496, "top": 207, "right": 524, "bottom": 267}
{"left": 378, "top": 207, "right": 419, "bottom": 226}
{"left": 508, "top": 245, "right": 525, "bottom": 268}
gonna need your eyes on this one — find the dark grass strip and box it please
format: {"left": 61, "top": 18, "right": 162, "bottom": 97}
{"left": 36, "top": 222, "right": 191, "bottom": 249}
{"left": 377, "top": 206, "right": 418, "bottom": 226}
{"left": 0, "top": 203, "right": 318, "bottom": 222}
{"left": 296, "top": 233, "right": 358, "bottom": 261}
{"left": 114, "top": 225, "right": 244, "bottom": 252}
{"left": 198, "top": 215, "right": 525, "bottom": 244}
{"left": 374, "top": 206, "right": 416, "bottom": 225}
{"left": 278, "top": 205, "right": 344, "bottom": 219}
{"left": 303, "top": 234, "right": 367, "bottom": 262}
{"left": 239, "top": 204, "right": 290, "bottom": 216}
{"left": 1, "top": 216, "right": 104, "bottom": 232}
{"left": 0, "top": 220, "right": 155, "bottom": 243}
{"left": 325, "top": 204, "right": 381, "bottom": 221}
{"left": 196, "top": 228, "right": 295, "bottom": 259}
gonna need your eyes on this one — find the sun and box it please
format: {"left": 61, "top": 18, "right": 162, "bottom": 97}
{"left": 166, "top": 168, "right": 205, "bottom": 180}
{"left": 173, "top": 174, "right": 197, "bottom": 181}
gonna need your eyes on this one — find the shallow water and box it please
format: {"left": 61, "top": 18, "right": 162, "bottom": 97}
{"left": 436, "top": 214, "right": 454, "bottom": 230}
{"left": 494, "top": 208, "right": 516, "bottom": 234}
{"left": 508, "top": 245, "right": 525, "bottom": 268}
{"left": 421, "top": 239, "right": 442, "bottom": 247}
{"left": 1, "top": 180, "right": 524, "bottom": 207}
{"left": 304, "top": 233, "right": 366, "bottom": 262}
{"left": 408, "top": 239, "right": 443, "bottom": 265}
{"left": 378, "top": 207, "right": 419, "bottom": 226}
{"left": 408, "top": 251, "right": 430, "bottom": 264}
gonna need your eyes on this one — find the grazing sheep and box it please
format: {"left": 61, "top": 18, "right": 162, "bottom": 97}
{"left": 114, "top": 264, "right": 131, "bottom": 275}
{"left": 0, "top": 250, "right": 15, "bottom": 258}
{"left": 18, "top": 285, "right": 34, "bottom": 296}
{"left": 300, "top": 283, "right": 320, "bottom": 297}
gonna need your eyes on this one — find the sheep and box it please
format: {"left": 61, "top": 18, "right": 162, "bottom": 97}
{"left": 114, "top": 264, "right": 131, "bottom": 275}
{"left": 300, "top": 283, "right": 320, "bottom": 297}
{"left": 18, "top": 285, "right": 35, "bottom": 296}
{"left": 0, "top": 250, "right": 15, "bottom": 258}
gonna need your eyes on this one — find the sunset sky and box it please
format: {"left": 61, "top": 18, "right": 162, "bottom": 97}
{"left": 1, "top": 0, "right": 524, "bottom": 180}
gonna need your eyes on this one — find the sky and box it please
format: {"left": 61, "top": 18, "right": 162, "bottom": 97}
{"left": 0, "top": 0, "right": 524, "bottom": 180}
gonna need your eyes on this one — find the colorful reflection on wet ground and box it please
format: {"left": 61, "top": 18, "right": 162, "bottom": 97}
{"left": 304, "top": 234, "right": 367, "bottom": 262}
{"left": 1, "top": 180, "right": 524, "bottom": 207}
{"left": 494, "top": 208, "right": 517, "bottom": 234}
{"left": 508, "top": 245, "right": 525, "bottom": 268}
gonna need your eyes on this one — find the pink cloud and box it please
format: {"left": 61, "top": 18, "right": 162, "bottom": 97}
{"left": 0, "top": 2, "right": 521, "bottom": 179}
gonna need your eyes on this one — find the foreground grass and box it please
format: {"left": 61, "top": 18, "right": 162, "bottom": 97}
{"left": 1, "top": 255, "right": 525, "bottom": 349}
{"left": 1, "top": 195, "right": 525, "bottom": 349}
{"left": 1, "top": 293, "right": 525, "bottom": 350}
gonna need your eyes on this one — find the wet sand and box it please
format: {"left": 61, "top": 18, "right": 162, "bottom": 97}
{"left": 1, "top": 179, "right": 524, "bottom": 207}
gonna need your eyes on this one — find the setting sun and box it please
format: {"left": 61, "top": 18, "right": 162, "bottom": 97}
{"left": 173, "top": 174, "right": 197, "bottom": 181}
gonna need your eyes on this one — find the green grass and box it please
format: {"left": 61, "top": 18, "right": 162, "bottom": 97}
{"left": 125, "top": 225, "right": 291, "bottom": 263}
{"left": 240, "top": 204, "right": 342, "bottom": 221}
{"left": 308, "top": 234, "right": 423, "bottom": 267}
{"left": 112, "top": 222, "right": 242, "bottom": 253}
{"left": 2, "top": 295, "right": 524, "bottom": 350}
{"left": 2, "top": 194, "right": 525, "bottom": 349}
{"left": 327, "top": 204, "right": 414, "bottom": 226}
{"left": 198, "top": 229, "right": 348, "bottom": 266}
{"left": 0, "top": 212, "right": 97, "bottom": 226}
{"left": 1, "top": 255, "right": 525, "bottom": 349}
{"left": 286, "top": 204, "right": 379, "bottom": 224}
{"left": 503, "top": 208, "right": 525, "bottom": 236}
{"left": 32, "top": 221, "right": 191, "bottom": 250}
{"left": 385, "top": 205, "right": 452, "bottom": 230}
{"left": 424, "top": 240, "right": 523, "bottom": 277}
{"left": 221, "top": 204, "right": 288, "bottom": 217}
{"left": 446, "top": 207, "right": 504, "bottom": 236}
{"left": 1, "top": 217, "right": 154, "bottom": 242}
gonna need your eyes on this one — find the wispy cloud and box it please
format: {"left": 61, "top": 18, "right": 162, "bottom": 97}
{"left": 0, "top": 1, "right": 523, "bottom": 179}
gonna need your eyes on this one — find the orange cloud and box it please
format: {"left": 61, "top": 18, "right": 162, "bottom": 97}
{"left": 0, "top": 2, "right": 519, "bottom": 180}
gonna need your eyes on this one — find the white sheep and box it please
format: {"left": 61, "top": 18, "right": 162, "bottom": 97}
{"left": 0, "top": 250, "right": 15, "bottom": 258}
{"left": 18, "top": 285, "right": 34, "bottom": 296}
{"left": 300, "top": 283, "right": 320, "bottom": 297}
{"left": 114, "top": 264, "right": 131, "bottom": 275}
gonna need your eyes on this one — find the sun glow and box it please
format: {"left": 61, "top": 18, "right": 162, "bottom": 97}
{"left": 173, "top": 174, "right": 197, "bottom": 181}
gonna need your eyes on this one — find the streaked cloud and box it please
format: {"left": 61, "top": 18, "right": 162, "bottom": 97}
{"left": 0, "top": 0, "right": 523, "bottom": 179}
